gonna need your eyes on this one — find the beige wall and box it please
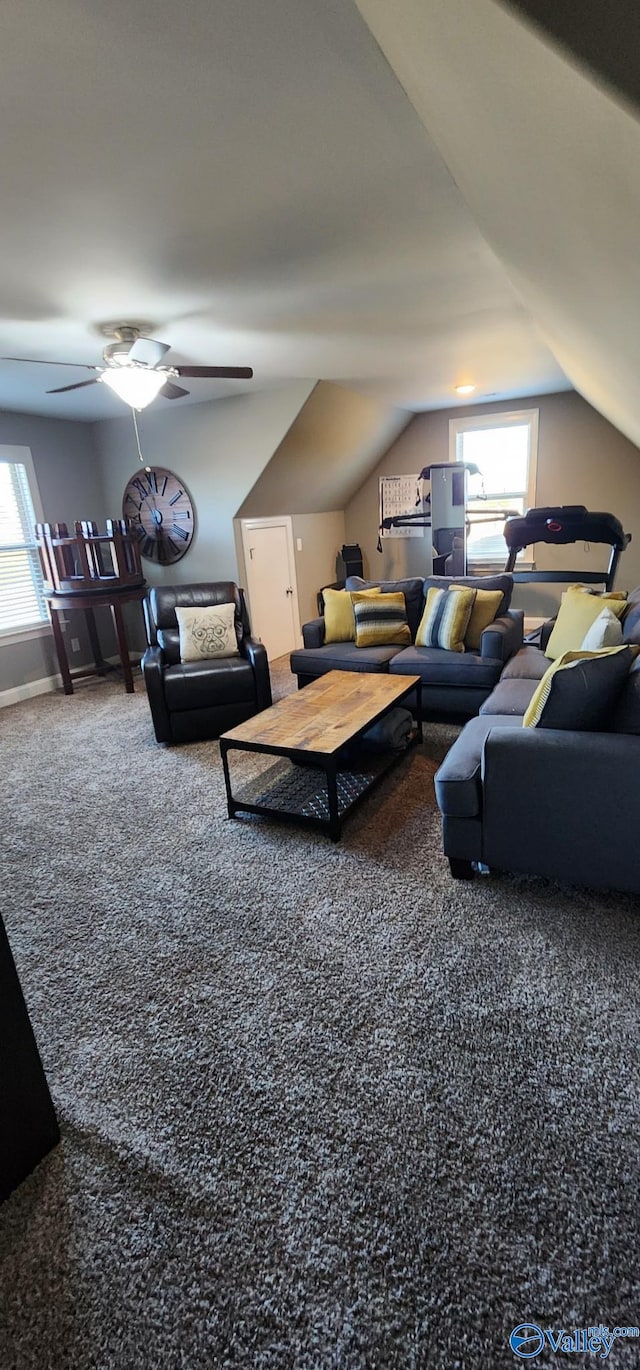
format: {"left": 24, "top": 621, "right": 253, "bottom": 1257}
{"left": 291, "top": 511, "right": 347, "bottom": 625}
{"left": 345, "top": 391, "right": 640, "bottom": 617}
{"left": 238, "top": 381, "right": 408, "bottom": 517}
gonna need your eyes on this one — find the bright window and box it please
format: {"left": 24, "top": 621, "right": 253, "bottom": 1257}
{"left": 0, "top": 448, "right": 48, "bottom": 636}
{"left": 449, "top": 409, "right": 538, "bottom": 565}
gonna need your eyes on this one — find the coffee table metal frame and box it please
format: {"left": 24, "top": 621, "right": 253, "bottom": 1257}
{"left": 220, "top": 674, "right": 422, "bottom": 841}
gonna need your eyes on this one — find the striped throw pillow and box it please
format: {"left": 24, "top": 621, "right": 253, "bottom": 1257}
{"left": 352, "top": 591, "right": 411, "bottom": 648}
{"left": 415, "top": 586, "right": 476, "bottom": 653}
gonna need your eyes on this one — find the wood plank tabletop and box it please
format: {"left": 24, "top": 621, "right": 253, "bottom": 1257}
{"left": 221, "top": 670, "right": 419, "bottom": 754}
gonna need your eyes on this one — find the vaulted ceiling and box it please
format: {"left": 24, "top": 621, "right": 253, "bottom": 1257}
{"left": 0, "top": 0, "right": 637, "bottom": 444}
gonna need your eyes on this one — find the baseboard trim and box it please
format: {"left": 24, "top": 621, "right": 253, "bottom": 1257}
{"left": 0, "top": 654, "right": 143, "bottom": 710}
{"left": 0, "top": 673, "right": 63, "bottom": 709}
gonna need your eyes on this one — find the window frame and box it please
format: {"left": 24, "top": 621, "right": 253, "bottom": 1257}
{"left": 0, "top": 445, "right": 50, "bottom": 644}
{"left": 448, "top": 408, "right": 539, "bottom": 567}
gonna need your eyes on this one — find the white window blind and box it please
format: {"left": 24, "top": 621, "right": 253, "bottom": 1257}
{"left": 449, "top": 409, "right": 538, "bottom": 565}
{"left": 0, "top": 460, "right": 48, "bottom": 634}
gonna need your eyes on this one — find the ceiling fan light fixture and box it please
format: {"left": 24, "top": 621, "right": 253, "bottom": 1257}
{"left": 99, "top": 365, "right": 167, "bottom": 409}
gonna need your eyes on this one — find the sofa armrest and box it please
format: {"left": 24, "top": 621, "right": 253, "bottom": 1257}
{"left": 539, "top": 617, "right": 556, "bottom": 651}
{"left": 481, "top": 727, "right": 640, "bottom": 889}
{"left": 241, "top": 636, "right": 272, "bottom": 711}
{"left": 480, "top": 610, "right": 524, "bottom": 662}
{"left": 141, "top": 645, "right": 172, "bottom": 743}
{"left": 302, "top": 617, "right": 325, "bottom": 649}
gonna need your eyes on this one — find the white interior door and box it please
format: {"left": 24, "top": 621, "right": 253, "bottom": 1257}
{"left": 240, "top": 518, "right": 301, "bottom": 660}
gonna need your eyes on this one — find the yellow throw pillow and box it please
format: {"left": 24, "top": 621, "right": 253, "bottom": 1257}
{"left": 448, "top": 585, "right": 503, "bottom": 650}
{"left": 323, "top": 587, "right": 380, "bottom": 643}
{"left": 568, "top": 584, "right": 627, "bottom": 600}
{"left": 523, "top": 646, "right": 637, "bottom": 729}
{"left": 545, "top": 588, "right": 627, "bottom": 660}
{"left": 352, "top": 591, "right": 411, "bottom": 648}
{"left": 415, "top": 585, "right": 476, "bottom": 653}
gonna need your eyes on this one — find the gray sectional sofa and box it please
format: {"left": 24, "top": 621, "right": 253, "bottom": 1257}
{"left": 290, "top": 573, "right": 524, "bottom": 717}
{"left": 291, "top": 572, "right": 640, "bottom": 893}
{"left": 434, "top": 590, "right": 640, "bottom": 893}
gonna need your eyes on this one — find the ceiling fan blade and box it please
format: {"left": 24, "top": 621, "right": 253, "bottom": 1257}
{"left": 159, "top": 380, "right": 190, "bottom": 400}
{"left": 2, "top": 357, "right": 100, "bottom": 370}
{"left": 174, "top": 365, "right": 254, "bottom": 379}
{"left": 46, "top": 378, "right": 100, "bottom": 394}
{"left": 128, "top": 337, "right": 170, "bottom": 367}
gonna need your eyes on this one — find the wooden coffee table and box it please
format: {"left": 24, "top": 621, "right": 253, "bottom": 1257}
{"left": 220, "top": 670, "right": 421, "bottom": 841}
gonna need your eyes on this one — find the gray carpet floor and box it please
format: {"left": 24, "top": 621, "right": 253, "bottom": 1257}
{"left": 1, "top": 661, "right": 639, "bottom": 1369}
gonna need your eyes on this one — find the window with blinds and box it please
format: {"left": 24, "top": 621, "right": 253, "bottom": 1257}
{"left": 0, "top": 459, "right": 48, "bottom": 634}
{"left": 449, "top": 409, "right": 539, "bottom": 566}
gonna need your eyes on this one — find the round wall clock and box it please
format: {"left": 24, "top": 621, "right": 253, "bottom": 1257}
{"left": 122, "top": 466, "right": 196, "bottom": 564}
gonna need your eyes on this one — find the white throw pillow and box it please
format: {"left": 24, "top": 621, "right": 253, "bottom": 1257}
{"left": 175, "top": 603, "right": 239, "bottom": 661}
{"left": 580, "top": 606, "right": 624, "bottom": 651}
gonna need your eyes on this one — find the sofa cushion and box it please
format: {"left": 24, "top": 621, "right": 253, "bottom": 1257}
{"left": 352, "top": 591, "right": 411, "bottom": 648}
{"left": 480, "top": 678, "right": 538, "bottom": 716}
{"left": 423, "top": 573, "right": 513, "bottom": 617}
{"left": 290, "top": 642, "right": 401, "bottom": 677}
{"left": 164, "top": 657, "right": 256, "bottom": 711}
{"left": 609, "top": 660, "right": 640, "bottom": 734}
{"left": 346, "top": 576, "right": 425, "bottom": 639}
{"left": 501, "top": 646, "right": 550, "bottom": 681}
{"left": 523, "top": 646, "right": 636, "bottom": 729}
{"left": 622, "top": 599, "right": 640, "bottom": 647}
{"left": 389, "top": 645, "right": 504, "bottom": 690}
{"left": 415, "top": 586, "right": 476, "bottom": 652}
{"left": 434, "top": 715, "right": 523, "bottom": 818}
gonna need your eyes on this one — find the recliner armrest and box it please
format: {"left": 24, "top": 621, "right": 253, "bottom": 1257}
{"left": 141, "top": 645, "right": 172, "bottom": 743}
{"left": 480, "top": 610, "right": 524, "bottom": 662}
{"left": 241, "top": 636, "right": 272, "bottom": 711}
{"left": 302, "top": 617, "right": 325, "bottom": 649}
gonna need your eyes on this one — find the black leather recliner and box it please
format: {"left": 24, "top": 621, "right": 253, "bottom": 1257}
{"left": 142, "top": 582, "right": 272, "bottom": 744}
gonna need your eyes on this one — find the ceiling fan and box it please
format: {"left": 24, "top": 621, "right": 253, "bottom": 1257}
{"left": 1, "top": 325, "right": 254, "bottom": 410}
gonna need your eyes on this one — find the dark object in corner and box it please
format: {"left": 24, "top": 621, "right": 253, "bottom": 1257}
{"left": 0, "top": 914, "right": 59, "bottom": 1202}
{"left": 317, "top": 544, "right": 364, "bottom": 614}
{"left": 339, "top": 544, "right": 364, "bottom": 581}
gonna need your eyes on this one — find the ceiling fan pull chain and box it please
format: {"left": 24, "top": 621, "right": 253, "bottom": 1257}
{"left": 131, "top": 407, "right": 148, "bottom": 469}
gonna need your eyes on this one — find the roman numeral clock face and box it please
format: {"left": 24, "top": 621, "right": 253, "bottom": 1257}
{"left": 122, "top": 467, "right": 196, "bottom": 564}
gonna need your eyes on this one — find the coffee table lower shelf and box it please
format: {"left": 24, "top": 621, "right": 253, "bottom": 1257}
{"left": 220, "top": 672, "right": 421, "bottom": 841}
{"left": 220, "top": 731, "right": 420, "bottom": 841}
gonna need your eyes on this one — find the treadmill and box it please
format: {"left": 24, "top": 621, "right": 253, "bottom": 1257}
{"left": 504, "top": 506, "right": 631, "bottom": 592}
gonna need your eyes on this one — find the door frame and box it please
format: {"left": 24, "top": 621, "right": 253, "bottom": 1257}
{"left": 237, "top": 515, "right": 302, "bottom": 652}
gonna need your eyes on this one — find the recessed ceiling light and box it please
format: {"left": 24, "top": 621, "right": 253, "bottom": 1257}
{"left": 454, "top": 383, "right": 476, "bottom": 396}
